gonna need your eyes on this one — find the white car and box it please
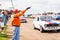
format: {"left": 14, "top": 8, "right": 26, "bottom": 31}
{"left": 33, "top": 16, "right": 60, "bottom": 32}
{"left": 20, "top": 16, "right": 27, "bottom": 23}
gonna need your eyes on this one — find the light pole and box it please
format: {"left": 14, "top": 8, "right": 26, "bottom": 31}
{"left": 11, "top": 0, "right": 14, "bottom": 9}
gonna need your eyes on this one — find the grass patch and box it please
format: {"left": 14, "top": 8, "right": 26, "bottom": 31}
{"left": 0, "top": 26, "right": 8, "bottom": 40}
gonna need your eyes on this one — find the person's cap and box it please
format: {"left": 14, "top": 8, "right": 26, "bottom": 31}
{"left": 13, "top": 9, "right": 19, "bottom": 13}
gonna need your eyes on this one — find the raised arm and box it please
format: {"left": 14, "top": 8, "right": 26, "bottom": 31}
{"left": 14, "top": 6, "right": 31, "bottom": 17}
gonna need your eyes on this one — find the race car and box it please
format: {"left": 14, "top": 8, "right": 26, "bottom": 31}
{"left": 33, "top": 16, "right": 60, "bottom": 32}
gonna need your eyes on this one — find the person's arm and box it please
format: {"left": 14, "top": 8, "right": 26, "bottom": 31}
{"left": 14, "top": 7, "right": 31, "bottom": 17}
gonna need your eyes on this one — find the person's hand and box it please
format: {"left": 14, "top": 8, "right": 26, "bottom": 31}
{"left": 26, "top": 6, "right": 31, "bottom": 10}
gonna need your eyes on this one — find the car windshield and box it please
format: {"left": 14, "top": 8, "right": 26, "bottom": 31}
{"left": 40, "top": 16, "right": 52, "bottom": 21}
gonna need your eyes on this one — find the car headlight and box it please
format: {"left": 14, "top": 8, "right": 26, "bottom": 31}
{"left": 54, "top": 24, "right": 59, "bottom": 26}
{"left": 44, "top": 24, "right": 52, "bottom": 27}
{"left": 44, "top": 24, "right": 47, "bottom": 27}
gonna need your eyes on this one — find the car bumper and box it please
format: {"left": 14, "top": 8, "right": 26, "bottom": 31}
{"left": 20, "top": 20, "right": 27, "bottom": 23}
{"left": 43, "top": 27, "right": 60, "bottom": 30}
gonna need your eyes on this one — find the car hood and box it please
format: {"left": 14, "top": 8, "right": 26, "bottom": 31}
{"left": 40, "top": 20, "right": 60, "bottom": 25}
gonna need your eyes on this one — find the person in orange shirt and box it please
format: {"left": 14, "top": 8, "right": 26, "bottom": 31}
{"left": 12, "top": 7, "right": 31, "bottom": 40}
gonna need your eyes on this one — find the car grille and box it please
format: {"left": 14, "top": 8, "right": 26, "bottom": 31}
{"left": 46, "top": 24, "right": 59, "bottom": 27}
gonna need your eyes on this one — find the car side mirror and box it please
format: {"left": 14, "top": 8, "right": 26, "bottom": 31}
{"left": 37, "top": 17, "right": 39, "bottom": 21}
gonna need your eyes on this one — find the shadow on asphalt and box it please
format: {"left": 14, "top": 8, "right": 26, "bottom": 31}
{"left": 35, "top": 29, "right": 60, "bottom": 33}
{"left": 43, "top": 30, "right": 60, "bottom": 33}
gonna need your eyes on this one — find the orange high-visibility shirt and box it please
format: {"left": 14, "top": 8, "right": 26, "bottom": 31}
{"left": 12, "top": 10, "right": 26, "bottom": 27}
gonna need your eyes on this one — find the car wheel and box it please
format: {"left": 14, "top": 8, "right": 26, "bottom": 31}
{"left": 57, "top": 30, "right": 60, "bottom": 32}
{"left": 33, "top": 24, "right": 37, "bottom": 29}
{"left": 25, "top": 21, "right": 27, "bottom": 23}
{"left": 40, "top": 26, "right": 44, "bottom": 33}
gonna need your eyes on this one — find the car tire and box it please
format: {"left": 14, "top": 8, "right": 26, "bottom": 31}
{"left": 40, "top": 26, "right": 44, "bottom": 33}
{"left": 25, "top": 21, "right": 27, "bottom": 23}
{"left": 34, "top": 27, "right": 37, "bottom": 29}
{"left": 21, "top": 21, "right": 27, "bottom": 23}
{"left": 33, "top": 24, "right": 37, "bottom": 30}
{"left": 57, "top": 30, "right": 60, "bottom": 32}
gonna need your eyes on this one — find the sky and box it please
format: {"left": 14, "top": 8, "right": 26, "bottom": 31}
{"left": 0, "top": 0, "right": 60, "bottom": 15}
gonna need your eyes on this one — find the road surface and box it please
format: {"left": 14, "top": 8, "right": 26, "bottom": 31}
{"left": 20, "top": 18, "right": 60, "bottom": 40}
{"left": 7, "top": 18, "right": 60, "bottom": 40}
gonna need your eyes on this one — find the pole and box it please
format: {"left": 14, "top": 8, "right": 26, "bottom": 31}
{"left": 11, "top": 0, "right": 14, "bottom": 9}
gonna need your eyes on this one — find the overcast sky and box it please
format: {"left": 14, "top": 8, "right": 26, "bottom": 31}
{"left": 0, "top": 0, "right": 60, "bottom": 14}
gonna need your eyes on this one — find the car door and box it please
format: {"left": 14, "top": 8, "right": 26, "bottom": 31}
{"left": 36, "top": 17, "right": 41, "bottom": 29}
{"left": 33, "top": 17, "right": 40, "bottom": 29}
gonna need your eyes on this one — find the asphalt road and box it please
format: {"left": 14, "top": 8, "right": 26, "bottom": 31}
{"left": 20, "top": 18, "right": 60, "bottom": 40}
